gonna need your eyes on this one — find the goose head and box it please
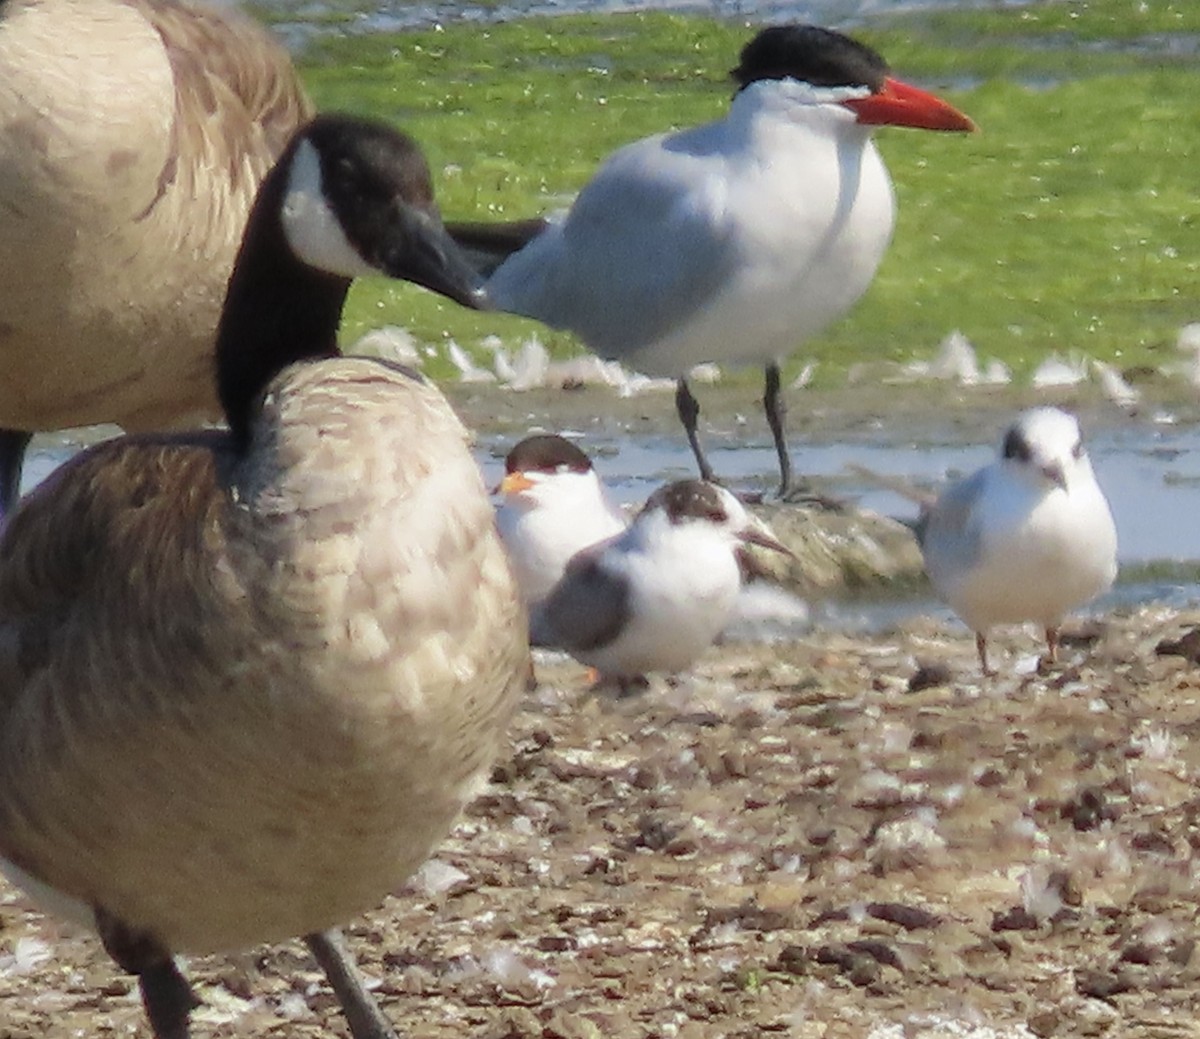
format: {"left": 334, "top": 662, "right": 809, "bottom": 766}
{"left": 215, "top": 114, "right": 487, "bottom": 450}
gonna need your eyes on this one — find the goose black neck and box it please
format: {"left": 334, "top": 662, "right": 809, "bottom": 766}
{"left": 216, "top": 166, "right": 350, "bottom": 455}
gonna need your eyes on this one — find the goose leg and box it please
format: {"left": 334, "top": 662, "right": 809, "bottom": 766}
{"left": 1045, "top": 626, "right": 1059, "bottom": 664}
{"left": 675, "top": 377, "right": 717, "bottom": 484}
{"left": 139, "top": 961, "right": 199, "bottom": 1039}
{"left": 306, "top": 929, "right": 400, "bottom": 1039}
{"left": 96, "top": 909, "right": 197, "bottom": 1039}
{"left": 762, "top": 363, "right": 792, "bottom": 499}
{"left": 0, "top": 428, "right": 32, "bottom": 518}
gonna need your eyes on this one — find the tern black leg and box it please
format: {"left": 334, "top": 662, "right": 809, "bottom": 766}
{"left": 762, "top": 363, "right": 793, "bottom": 498}
{"left": 96, "top": 908, "right": 197, "bottom": 1039}
{"left": 0, "top": 428, "right": 32, "bottom": 518}
{"left": 675, "top": 377, "right": 716, "bottom": 484}
{"left": 763, "top": 366, "right": 847, "bottom": 509}
{"left": 306, "top": 929, "right": 400, "bottom": 1039}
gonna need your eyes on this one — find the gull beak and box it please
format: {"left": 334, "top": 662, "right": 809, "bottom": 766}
{"left": 497, "top": 471, "right": 535, "bottom": 496}
{"left": 1040, "top": 461, "right": 1068, "bottom": 491}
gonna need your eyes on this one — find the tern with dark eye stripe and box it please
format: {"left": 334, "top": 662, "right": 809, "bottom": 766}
{"left": 450, "top": 23, "right": 974, "bottom": 499}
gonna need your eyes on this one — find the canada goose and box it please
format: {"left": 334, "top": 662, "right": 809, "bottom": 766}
{"left": 0, "top": 113, "right": 527, "bottom": 1039}
{"left": 494, "top": 434, "right": 627, "bottom": 607}
{"left": 448, "top": 25, "right": 974, "bottom": 498}
{"left": 916, "top": 407, "right": 1117, "bottom": 674}
{"left": 0, "top": 0, "right": 313, "bottom": 515}
{"left": 530, "top": 479, "right": 791, "bottom": 681}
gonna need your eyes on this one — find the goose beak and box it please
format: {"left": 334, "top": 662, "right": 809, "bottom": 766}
{"left": 843, "top": 76, "right": 976, "bottom": 132}
{"left": 391, "top": 213, "right": 493, "bottom": 311}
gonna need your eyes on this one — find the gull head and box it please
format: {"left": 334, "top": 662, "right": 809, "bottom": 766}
{"left": 1000, "top": 406, "right": 1091, "bottom": 492}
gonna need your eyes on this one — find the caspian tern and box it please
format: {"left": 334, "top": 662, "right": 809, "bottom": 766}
{"left": 452, "top": 24, "right": 975, "bottom": 498}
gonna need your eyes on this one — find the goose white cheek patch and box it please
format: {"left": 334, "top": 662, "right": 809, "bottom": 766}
{"left": 281, "top": 139, "right": 377, "bottom": 278}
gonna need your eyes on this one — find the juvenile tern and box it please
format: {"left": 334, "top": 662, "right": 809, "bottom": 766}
{"left": 531, "top": 479, "right": 791, "bottom": 683}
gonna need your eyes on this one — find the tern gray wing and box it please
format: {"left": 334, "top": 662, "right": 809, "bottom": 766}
{"left": 485, "top": 133, "right": 740, "bottom": 360}
{"left": 529, "top": 549, "right": 630, "bottom": 654}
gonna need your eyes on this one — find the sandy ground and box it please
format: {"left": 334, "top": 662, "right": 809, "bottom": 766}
{"left": 4, "top": 599, "right": 1200, "bottom": 1039}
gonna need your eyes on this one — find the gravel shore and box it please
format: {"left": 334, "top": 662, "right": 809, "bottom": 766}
{"left": 4, "top": 596, "right": 1199, "bottom": 1039}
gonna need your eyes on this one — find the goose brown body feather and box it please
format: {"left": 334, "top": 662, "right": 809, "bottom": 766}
{"left": 0, "top": 0, "right": 312, "bottom": 435}
{"left": 0, "top": 357, "right": 526, "bottom": 955}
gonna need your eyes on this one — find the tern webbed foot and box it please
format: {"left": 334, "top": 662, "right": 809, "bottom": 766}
{"left": 1045, "top": 625, "right": 1060, "bottom": 663}
{"left": 777, "top": 481, "right": 848, "bottom": 511}
{"left": 761, "top": 366, "right": 849, "bottom": 509}
{"left": 1032, "top": 626, "right": 1065, "bottom": 674}
{"left": 613, "top": 675, "right": 652, "bottom": 698}
{"left": 306, "top": 929, "right": 401, "bottom": 1039}
{"left": 586, "top": 667, "right": 651, "bottom": 698}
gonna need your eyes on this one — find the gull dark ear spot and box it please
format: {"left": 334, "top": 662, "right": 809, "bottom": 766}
{"left": 1002, "top": 426, "right": 1032, "bottom": 463}
{"left": 696, "top": 489, "right": 729, "bottom": 524}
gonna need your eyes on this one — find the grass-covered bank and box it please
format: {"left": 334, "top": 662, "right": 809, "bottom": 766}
{"left": 280, "top": 1, "right": 1198, "bottom": 386}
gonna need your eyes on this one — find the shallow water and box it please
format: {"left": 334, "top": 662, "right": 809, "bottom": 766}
{"left": 471, "top": 410, "right": 1200, "bottom": 627}
{"left": 475, "top": 417, "right": 1200, "bottom": 567}
{"left": 19, "top": 409, "right": 1200, "bottom": 632}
